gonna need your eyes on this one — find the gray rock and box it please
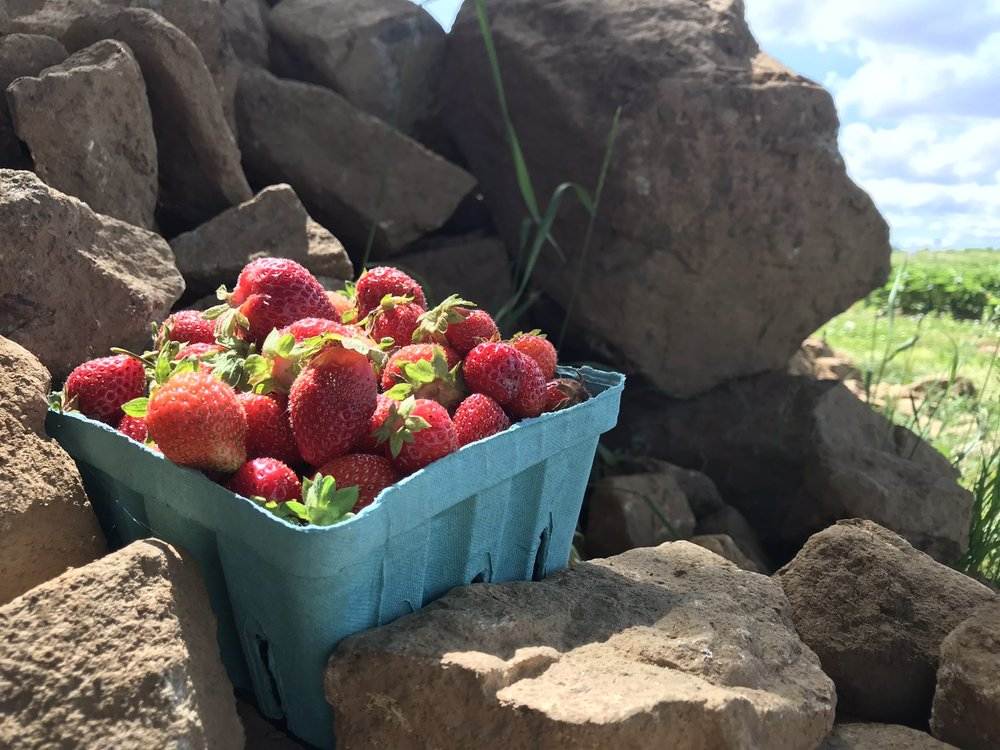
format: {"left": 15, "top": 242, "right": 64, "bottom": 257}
{"left": 689, "top": 534, "right": 762, "bottom": 573}
{"left": 0, "top": 169, "right": 184, "bottom": 378}
{"left": 0, "top": 33, "right": 67, "bottom": 168}
{"left": 0, "top": 336, "right": 104, "bottom": 605}
{"left": 443, "top": 0, "right": 890, "bottom": 397}
{"left": 822, "top": 723, "right": 957, "bottom": 749}
{"left": 8, "top": 39, "right": 158, "bottom": 228}
{"left": 235, "top": 67, "right": 475, "bottom": 255}
{"left": 695, "top": 504, "right": 773, "bottom": 574}
{"left": 931, "top": 601, "right": 1000, "bottom": 750}
{"left": 63, "top": 7, "right": 251, "bottom": 234}
{"left": 223, "top": 0, "right": 269, "bottom": 66}
{"left": 326, "top": 542, "right": 835, "bottom": 749}
{"left": 268, "top": 0, "right": 445, "bottom": 136}
{"left": 0, "top": 540, "right": 243, "bottom": 749}
{"left": 170, "top": 183, "right": 353, "bottom": 298}
{"left": 618, "top": 372, "right": 974, "bottom": 565}
{"left": 777, "top": 520, "right": 997, "bottom": 726}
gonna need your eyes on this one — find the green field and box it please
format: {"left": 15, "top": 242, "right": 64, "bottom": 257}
{"left": 816, "top": 249, "right": 999, "bottom": 581}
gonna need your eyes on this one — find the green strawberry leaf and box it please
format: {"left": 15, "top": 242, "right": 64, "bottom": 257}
{"left": 399, "top": 359, "right": 436, "bottom": 385}
{"left": 385, "top": 383, "right": 413, "bottom": 400}
{"left": 121, "top": 397, "right": 149, "bottom": 418}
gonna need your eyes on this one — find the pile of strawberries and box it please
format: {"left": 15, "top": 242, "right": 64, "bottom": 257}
{"left": 59, "top": 259, "right": 588, "bottom": 525}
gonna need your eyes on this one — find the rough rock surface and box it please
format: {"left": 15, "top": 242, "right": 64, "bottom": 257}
{"left": 617, "top": 372, "right": 973, "bottom": 564}
{"left": 170, "top": 183, "right": 353, "bottom": 298}
{"left": 8, "top": 39, "right": 158, "bottom": 228}
{"left": 327, "top": 542, "right": 835, "bottom": 749}
{"left": 584, "top": 471, "right": 696, "bottom": 557}
{"left": 223, "top": 0, "right": 268, "bottom": 65}
{"left": 777, "top": 520, "right": 997, "bottom": 726}
{"left": 694, "top": 504, "right": 773, "bottom": 574}
{"left": 822, "top": 723, "right": 957, "bottom": 749}
{"left": 236, "top": 67, "right": 475, "bottom": 255}
{"left": 0, "top": 540, "right": 243, "bottom": 749}
{"left": 930, "top": 601, "right": 1000, "bottom": 750}
{"left": 62, "top": 7, "right": 251, "bottom": 234}
{"left": 0, "top": 32, "right": 67, "bottom": 168}
{"left": 0, "top": 336, "right": 104, "bottom": 605}
{"left": 0, "top": 169, "right": 184, "bottom": 377}
{"left": 269, "top": 0, "right": 445, "bottom": 137}
{"left": 689, "top": 534, "right": 762, "bottom": 573}
{"left": 443, "top": 0, "right": 890, "bottom": 397}
{"left": 395, "top": 233, "right": 513, "bottom": 312}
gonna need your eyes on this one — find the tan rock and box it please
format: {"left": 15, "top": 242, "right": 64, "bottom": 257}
{"left": 584, "top": 471, "right": 696, "bottom": 557}
{"left": 694, "top": 504, "right": 773, "bottom": 573}
{"left": 0, "top": 169, "right": 184, "bottom": 378}
{"left": 8, "top": 39, "right": 158, "bottom": 228}
{"left": 235, "top": 67, "right": 475, "bottom": 255}
{"left": 0, "top": 539, "right": 243, "bottom": 748}
{"left": 931, "top": 601, "right": 1000, "bottom": 750}
{"left": 326, "top": 542, "right": 835, "bottom": 749}
{"left": 62, "top": 7, "right": 251, "bottom": 234}
{"left": 0, "top": 32, "right": 67, "bottom": 168}
{"left": 777, "top": 520, "right": 997, "bottom": 726}
{"left": 822, "top": 723, "right": 957, "bottom": 749}
{"left": 690, "top": 534, "right": 762, "bottom": 573}
{"left": 170, "top": 183, "right": 353, "bottom": 298}
{"left": 443, "top": 0, "right": 890, "bottom": 397}
{"left": 789, "top": 338, "right": 862, "bottom": 382}
{"left": 0, "top": 336, "right": 104, "bottom": 605}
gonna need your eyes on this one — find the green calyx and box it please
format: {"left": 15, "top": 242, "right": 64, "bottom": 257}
{"left": 384, "top": 347, "right": 464, "bottom": 409}
{"left": 259, "top": 474, "right": 359, "bottom": 526}
{"left": 510, "top": 328, "right": 546, "bottom": 342}
{"left": 372, "top": 396, "right": 432, "bottom": 458}
{"left": 411, "top": 294, "right": 476, "bottom": 344}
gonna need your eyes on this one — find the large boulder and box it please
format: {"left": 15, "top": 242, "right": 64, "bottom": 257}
{"left": 223, "top": 0, "right": 268, "bottom": 66}
{"left": 0, "top": 32, "right": 67, "bottom": 168}
{"left": 777, "top": 520, "right": 997, "bottom": 726}
{"left": 0, "top": 336, "right": 104, "bottom": 605}
{"left": 822, "top": 723, "right": 957, "bottom": 749}
{"left": 326, "top": 542, "right": 835, "bottom": 748}
{"left": 0, "top": 540, "right": 243, "bottom": 748}
{"left": 443, "top": 0, "right": 890, "bottom": 397}
{"left": 170, "top": 183, "right": 353, "bottom": 298}
{"left": 236, "top": 67, "right": 475, "bottom": 256}
{"left": 930, "top": 601, "right": 1000, "bottom": 750}
{"left": 616, "top": 372, "right": 973, "bottom": 564}
{"left": 268, "top": 0, "right": 444, "bottom": 137}
{"left": 689, "top": 534, "right": 762, "bottom": 573}
{"left": 694, "top": 504, "right": 773, "bottom": 573}
{"left": 62, "top": 7, "right": 251, "bottom": 234}
{"left": 0, "top": 169, "right": 184, "bottom": 378}
{"left": 7, "top": 39, "right": 158, "bottom": 228}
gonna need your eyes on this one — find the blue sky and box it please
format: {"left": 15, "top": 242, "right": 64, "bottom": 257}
{"left": 417, "top": 1, "right": 1000, "bottom": 250}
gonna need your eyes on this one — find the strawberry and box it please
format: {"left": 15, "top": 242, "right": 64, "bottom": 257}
{"left": 446, "top": 309, "right": 499, "bottom": 355}
{"left": 543, "top": 378, "right": 590, "bottom": 412}
{"left": 64, "top": 355, "right": 147, "bottom": 424}
{"left": 175, "top": 342, "right": 225, "bottom": 361}
{"left": 411, "top": 295, "right": 498, "bottom": 355}
{"left": 381, "top": 343, "right": 463, "bottom": 409}
{"left": 356, "top": 394, "right": 395, "bottom": 454}
{"left": 366, "top": 295, "right": 424, "bottom": 348}
{"left": 117, "top": 413, "right": 148, "bottom": 443}
{"left": 511, "top": 331, "right": 558, "bottom": 380}
{"left": 355, "top": 267, "right": 426, "bottom": 316}
{"left": 157, "top": 310, "right": 216, "bottom": 346}
{"left": 146, "top": 370, "right": 247, "bottom": 472}
{"left": 317, "top": 454, "right": 399, "bottom": 511}
{"left": 462, "top": 342, "right": 523, "bottom": 407}
{"left": 229, "top": 457, "right": 301, "bottom": 502}
{"left": 380, "top": 344, "right": 460, "bottom": 390}
{"left": 452, "top": 394, "right": 510, "bottom": 446}
{"left": 281, "top": 317, "right": 358, "bottom": 342}
{"left": 237, "top": 392, "right": 301, "bottom": 465}
{"left": 375, "top": 397, "right": 458, "bottom": 475}
{"left": 289, "top": 343, "right": 379, "bottom": 467}
{"left": 327, "top": 289, "right": 357, "bottom": 323}
{"left": 507, "top": 351, "right": 547, "bottom": 419}
{"left": 214, "top": 258, "right": 336, "bottom": 344}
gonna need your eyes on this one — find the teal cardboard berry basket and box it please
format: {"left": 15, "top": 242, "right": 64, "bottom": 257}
{"left": 46, "top": 365, "right": 624, "bottom": 749}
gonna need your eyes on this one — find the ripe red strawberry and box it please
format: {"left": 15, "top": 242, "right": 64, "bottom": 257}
{"left": 175, "top": 342, "right": 224, "bottom": 361}
{"left": 229, "top": 457, "right": 301, "bottom": 502}
{"left": 380, "top": 344, "right": 460, "bottom": 390}
{"left": 446, "top": 309, "right": 499, "bottom": 355}
{"left": 453, "top": 394, "right": 510, "bottom": 446}
{"left": 462, "top": 342, "right": 523, "bottom": 406}
{"left": 280, "top": 317, "right": 358, "bottom": 342}
{"left": 224, "top": 258, "right": 336, "bottom": 344}
{"left": 146, "top": 370, "right": 247, "bottom": 472}
{"left": 366, "top": 295, "right": 424, "bottom": 347}
{"left": 355, "top": 267, "right": 426, "bottom": 316}
{"left": 157, "top": 310, "right": 216, "bottom": 346}
{"left": 65, "top": 355, "right": 146, "bottom": 424}
{"left": 380, "top": 343, "right": 463, "bottom": 409}
{"left": 511, "top": 332, "right": 558, "bottom": 380}
{"left": 356, "top": 394, "right": 395, "bottom": 454}
{"left": 375, "top": 397, "right": 458, "bottom": 475}
{"left": 317, "top": 454, "right": 399, "bottom": 511}
{"left": 507, "top": 351, "right": 547, "bottom": 419}
{"left": 237, "top": 392, "right": 301, "bottom": 465}
{"left": 289, "top": 344, "right": 378, "bottom": 467}
{"left": 543, "top": 378, "right": 590, "bottom": 412}
{"left": 117, "top": 414, "right": 148, "bottom": 443}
